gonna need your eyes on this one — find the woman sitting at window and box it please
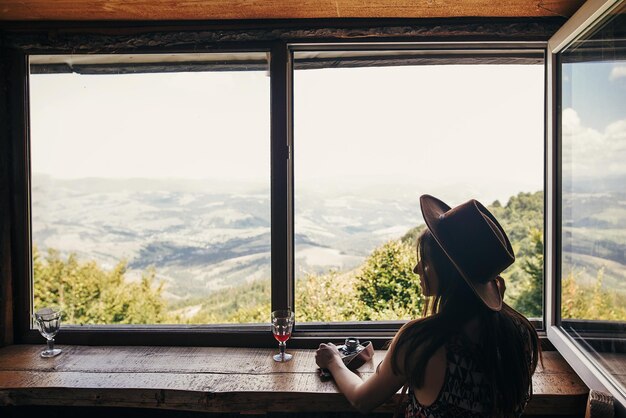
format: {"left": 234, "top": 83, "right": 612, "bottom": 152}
{"left": 315, "top": 194, "right": 540, "bottom": 417}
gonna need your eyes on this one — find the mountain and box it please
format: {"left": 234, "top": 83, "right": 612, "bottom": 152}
{"left": 561, "top": 190, "right": 626, "bottom": 290}
{"left": 31, "top": 175, "right": 421, "bottom": 299}
{"left": 33, "top": 174, "right": 624, "bottom": 302}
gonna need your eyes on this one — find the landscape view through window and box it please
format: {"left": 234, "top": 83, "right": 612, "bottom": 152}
{"left": 294, "top": 60, "right": 545, "bottom": 322}
{"left": 28, "top": 55, "right": 564, "bottom": 325}
{"left": 30, "top": 55, "right": 271, "bottom": 325}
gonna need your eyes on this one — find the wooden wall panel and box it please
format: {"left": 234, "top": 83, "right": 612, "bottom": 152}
{"left": 0, "top": 49, "right": 13, "bottom": 348}
{"left": 0, "top": 0, "right": 586, "bottom": 21}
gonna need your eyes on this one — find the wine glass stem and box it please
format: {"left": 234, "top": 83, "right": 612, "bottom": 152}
{"left": 47, "top": 338, "right": 54, "bottom": 352}
{"left": 279, "top": 341, "right": 286, "bottom": 360}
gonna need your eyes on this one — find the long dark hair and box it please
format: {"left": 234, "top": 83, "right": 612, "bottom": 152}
{"left": 390, "top": 230, "right": 540, "bottom": 416}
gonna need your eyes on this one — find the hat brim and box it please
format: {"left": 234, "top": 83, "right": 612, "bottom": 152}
{"left": 420, "top": 194, "right": 503, "bottom": 311}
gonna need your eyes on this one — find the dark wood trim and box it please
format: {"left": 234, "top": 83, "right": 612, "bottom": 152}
{"left": 270, "top": 41, "right": 290, "bottom": 313}
{"left": 9, "top": 51, "right": 31, "bottom": 348}
{"left": 27, "top": 51, "right": 546, "bottom": 76}
{"left": 0, "top": 48, "right": 15, "bottom": 348}
{"left": 19, "top": 327, "right": 398, "bottom": 348}
{"left": 0, "top": 18, "right": 565, "bottom": 53}
{"left": 1, "top": 49, "right": 29, "bottom": 348}
{"left": 15, "top": 323, "right": 553, "bottom": 349}
{"left": 287, "top": 47, "right": 295, "bottom": 313}
{"left": 29, "top": 61, "right": 270, "bottom": 74}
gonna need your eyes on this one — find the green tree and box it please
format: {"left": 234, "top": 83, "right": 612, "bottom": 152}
{"left": 400, "top": 224, "right": 426, "bottom": 245}
{"left": 33, "top": 246, "right": 166, "bottom": 324}
{"left": 182, "top": 279, "right": 271, "bottom": 324}
{"left": 355, "top": 240, "right": 424, "bottom": 320}
{"left": 562, "top": 268, "right": 626, "bottom": 321}
{"left": 512, "top": 228, "right": 543, "bottom": 317}
{"left": 296, "top": 270, "right": 364, "bottom": 322}
{"left": 489, "top": 191, "right": 544, "bottom": 316}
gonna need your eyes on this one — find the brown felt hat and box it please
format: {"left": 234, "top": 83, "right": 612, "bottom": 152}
{"left": 419, "top": 194, "right": 514, "bottom": 311}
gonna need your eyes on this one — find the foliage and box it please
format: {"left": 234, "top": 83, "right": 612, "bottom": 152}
{"left": 562, "top": 268, "right": 626, "bottom": 321}
{"left": 511, "top": 228, "right": 543, "bottom": 317}
{"left": 400, "top": 224, "right": 427, "bottom": 245}
{"left": 489, "top": 191, "right": 544, "bottom": 317}
{"left": 33, "top": 246, "right": 166, "bottom": 324}
{"left": 296, "top": 270, "right": 364, "bottom": 322}
{"left": 179, "top": 279, "right": 271, "bottom": 324}
{"left": 32, "top": 190, "right": 625, "bottom": 325}
{"left": 355, "top": 240, "right": 424, "bottom": 320}
{"left": 489, "top": 191, "right": 544, "bottom": 249}
{"left": 166, "top": 240, "right": 423, "bottom": 324}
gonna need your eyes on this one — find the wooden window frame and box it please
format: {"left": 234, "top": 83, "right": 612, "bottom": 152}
{"left": 0, "top": 18, "right": 558, "bottom": 349}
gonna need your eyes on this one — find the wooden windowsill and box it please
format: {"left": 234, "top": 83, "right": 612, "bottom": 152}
{"left": 0, "top": 345, "right": 588, "bottom": 415}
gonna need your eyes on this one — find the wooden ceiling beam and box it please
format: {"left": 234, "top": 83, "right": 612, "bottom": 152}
{"left": 0, "top": 0, "right": 586, "bottom": 21}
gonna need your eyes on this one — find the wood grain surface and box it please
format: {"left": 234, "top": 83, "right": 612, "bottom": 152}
{"left": 0, "top": 0, "right": 586, "bottom": 21}
{"left": 0, "top": 345, "right": 588, "bottom": 414}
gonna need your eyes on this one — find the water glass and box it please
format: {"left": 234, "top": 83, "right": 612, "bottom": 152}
{"left": 33, "top": 307, "right": 63, "bottom": 358}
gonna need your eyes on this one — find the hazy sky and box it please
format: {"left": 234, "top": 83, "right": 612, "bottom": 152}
{"left": 294, "top": 64, "right": 544, "bottom": 198}
{"left": 30, "top": 70, "right": 271, "bottom": 182}
{"left": 30, "top": 62, "right": 547, "bottom": 203}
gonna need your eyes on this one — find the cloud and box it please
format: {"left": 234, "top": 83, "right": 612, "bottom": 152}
{"left": 609, "top": 65, "right": 626, "bottom": 82}
{"left": 562, "top": 108, "right": 626, "bottom": 178}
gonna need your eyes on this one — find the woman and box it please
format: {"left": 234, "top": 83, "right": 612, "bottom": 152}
{"left": 315, "top": 194, "right": 540, "bottom": 417}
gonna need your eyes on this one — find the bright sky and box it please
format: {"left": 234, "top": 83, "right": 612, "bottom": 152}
{"left": 30, "top": 70, "right": 271, "bottom": 182}
{"left": 294, "top": 64, "right": 544, "bottom": 199}
{"left": 30, "top": 61, "right": 547, "bottom": 202}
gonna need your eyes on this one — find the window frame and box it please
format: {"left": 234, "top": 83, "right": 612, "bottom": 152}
{"left": 288, "top": 42, "right": 548, "bottom": 334}
{"left": 545, "top": 0, "right": 626, "bottom": 408}
{"left": 0, "top": 21, "right": 553, "bottom": 349}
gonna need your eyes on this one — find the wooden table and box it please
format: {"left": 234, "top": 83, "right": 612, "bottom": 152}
{"left": 0, "top": 345, "right": 588, "bottom": 415}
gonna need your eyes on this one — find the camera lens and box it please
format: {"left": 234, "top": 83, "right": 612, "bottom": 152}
{"left": 344, "top": 337, "right": 360, "bottom": 352}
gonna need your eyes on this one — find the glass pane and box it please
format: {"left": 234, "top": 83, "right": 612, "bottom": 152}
{"left": 560, "top": 2, "right": 626, "bottom": 396}
{"left": 294, "top": 51, "right": 545, "bottom": 323}
{"left": 29, "top": 53, "right": 271, "bottom": 325}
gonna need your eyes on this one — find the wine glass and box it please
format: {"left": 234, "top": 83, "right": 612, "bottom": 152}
{"left": 33, "top": 307, "right": 63, "bottom": 358}
{"left": 271, "top": 309, "right": 294, "bottom": 362}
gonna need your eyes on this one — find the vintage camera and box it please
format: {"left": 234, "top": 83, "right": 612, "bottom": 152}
{"left": 318, "top": 337, "right": 373, "bottom": 380}
{"left": 337, "top": 337, "right": 366, "bottom": 365}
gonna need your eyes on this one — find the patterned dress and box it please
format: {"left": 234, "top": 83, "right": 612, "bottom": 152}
{"left": 405, "top": 334, "right": 527, "bottom": 418}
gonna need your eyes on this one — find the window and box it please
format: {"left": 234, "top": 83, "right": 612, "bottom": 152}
{"left": 23, "top": 46, "right": 547, "bottom": 337}
{"left": 547, "top": 0, "right": 626, "bottom": 407}
{"left": 29, "top": 53, "right": 271, "bottom": 325}
{"left": 292, "top": 49, "right": 545, "bottom": 324}
{"left": 0, "top": 17, "right": 563, "bottom": 349}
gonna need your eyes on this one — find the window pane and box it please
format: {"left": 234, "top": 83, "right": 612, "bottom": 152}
{"left": 294, "top": 51, "right": 545, "bottom": 323}
{"left": 29, "top": 53, "right": 271, "bottom": 325}
{"left": 560, "top": 2, "right": 626, "bottom": 396}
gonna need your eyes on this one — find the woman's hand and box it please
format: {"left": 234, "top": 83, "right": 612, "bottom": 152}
{"left": 315, "top": 342, "right": 342, "bottom": 369}
{"left": 314, "top": 339, "right": 406, "bottom": 414}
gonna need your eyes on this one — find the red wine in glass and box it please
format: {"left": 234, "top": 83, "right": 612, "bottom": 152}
{"left": 274, "top": 332, "right": 291, "bottom": 343}
{"left": 271, "top": 309, "right": 294, "bottom": 362}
